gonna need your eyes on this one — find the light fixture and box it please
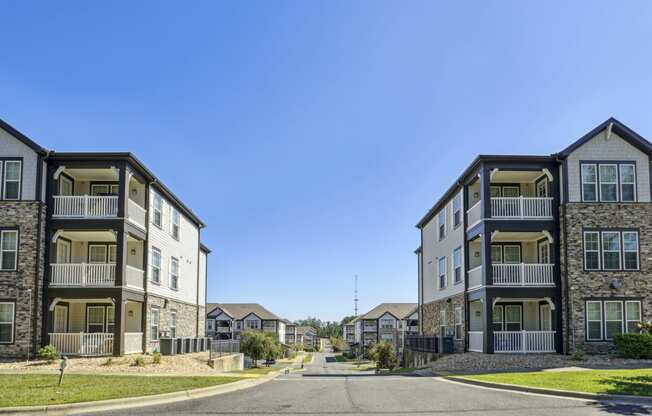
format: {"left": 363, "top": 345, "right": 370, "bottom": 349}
{"left": 130, "top": 248, "right": 136, "bottom": 256}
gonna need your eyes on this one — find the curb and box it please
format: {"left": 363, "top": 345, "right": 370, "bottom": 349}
{"left": 0, "top": 369, "right": 284, "bottom": 415}
{"left": 444, "top": 376, "right": 652, "bottom": 406}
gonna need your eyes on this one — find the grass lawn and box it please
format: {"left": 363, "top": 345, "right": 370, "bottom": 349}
{"left": 388, "top": 367, "right": 418, "bottom": 375}
{"left": 334, "top": 354, "right": 352, "bottom": 362}
{"left": 227, "top": 365, "right": 284, "bottom": 377}
{"left": 0, "top": 374, "right": 241, "bottom": 408}
{"left": 350, "top": 363, "right": 377, "bottom": 372}
{"left": 303, "top": 353, "right": 313, "bottom": 364}
{"left": 459, "top": 369, "right": 652, "bottom": 397}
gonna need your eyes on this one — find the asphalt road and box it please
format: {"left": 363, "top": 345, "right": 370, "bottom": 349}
{"left": 89, "top": 352, "right": 652, "bottom": 416}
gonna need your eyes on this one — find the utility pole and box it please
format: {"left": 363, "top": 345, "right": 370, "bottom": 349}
{"left": 354, "top": 275, "right": 358, "bottom": 317}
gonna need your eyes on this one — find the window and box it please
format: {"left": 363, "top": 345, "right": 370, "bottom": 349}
{"left": 586, "top": 301, "right": 603, "bottom": 340}
{"left": 0, "top": 230, "right": 18, "bottom": 270}
{"left": 454, "top": 307, "right": 462, "bottom": 340}
{"left": 504, "top": 305, "right": 522, "bottom": 331}
{"left": 601, "top": 232, "right": 621, "bottom": 270}
{"left": 86, "top": 306, "right": 105, "bottom": 333}
{"left": 151, "top": 247, "right": 161, "bottom": 283}
{"left": 90, "top": 183, "right": 119, "bottom": 195}
{"left": 59, "top": 175, "right": 73, "bottom": 196}
{"left": 438, "top": 257, "right": 446, "bottom": 289}
{"left": 380, "top": 318, "right": 393, "bottom": 329}
{"left": 170, "top": 311, "right": 177, "bottom": 338}
{"left": 492, "top": 305, "right": 503, "bottom": 331}
{"left": 106, "top": 306, "right": 115, "bottom": 333}
{"left": 538, "top": 241, "right": 551, "bottom": 264}
{"left": 150, "top": 308, "right": 160, "bottom": 341}
{"left": 3, "top": 161, "right": 21, "bottom": 200}
{"left": 89, "top": 245, "right": 107, "bottom": 263}
{"left": 171, "top": 210, "right": 180, "bottom": 240}
{"left": 491, "top": 245, "right": 503, "bottom": 264}
{"left": 581, "top": 164, "right": 597, "bottom": 202}
{"left": 207, "top": 319, "right": 214, "bottom": 331}
{"left": 153, "top": 194, "right": 163, "bottom": 227}
{"left": 503, "top": 245, "right": 521, "bottom": 264}
{"left": 582, "top": 162, "right": 637, "bottom": 202}
{"left": 623, "top": 232, "right": 639, "bottom": 270}
{"left": 0, "top": 302, "right": 14, "bottom": 343}
{"left": 626, "top": 301, "right": 642, "bottom": 334}
{"left": 170, "top": 257, "right": 179, "bottom": 290}
{"left": 583, "top": 232, "right": 600, "bottom": 270}
{"left": 245, "top": 319, "right": 260, "bottom": 329}
{"left": 453, "top": 247, "right": 462, "bottom": 284}
{"left": 438, "top": 210, "right": 446, "bottom": 240}
{"left": 604, "top": 301, "right": 623, "bottom": 340}
{"left": 620, "top": 164, "right": 636, "bottom": 202}
{"left": 108, "top": 245, "right": 117, "bottom": 263}
{"left": 453, "top": 194, "right": 461, "bottom": 228}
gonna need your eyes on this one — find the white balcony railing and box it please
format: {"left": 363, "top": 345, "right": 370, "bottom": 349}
{"left": 466, "top": 200, "right": 482, "bottom": 228}
{"left": 125, "top": 265, "right": 145, "bottom": 289}
{"left": 216, "top": 326, "right": 232, "bottom": 333}
{"left": 492, "top": 263, "right": 554, "bottom": 286}
{"left": 468, "top": 331, "right": 483, "bottom": 352}
{"left": 124, "top": 332, "right": 143, "bottom": 354}
{"left": 53, "top": 195, "right": 119, "bottom": 218}
{"left": 363, "top": 326, "right": 377, "bottom": 332}
{"left": 49, "top": 333, "right": 114, "bottom": 356}
{"left": 494, "top": 331, "right": 555, "bottom": 353}
{"left": 127, "top": 199, "right": 147, "bottom": 229}
{"left": 50, "top": 263, "right": 116, "bottom": 287}
{"left": 468, "top": 265, "right": 483, "bottom": 289}
{"left": 491, "top": 197, "right": 553, "bottom": 219}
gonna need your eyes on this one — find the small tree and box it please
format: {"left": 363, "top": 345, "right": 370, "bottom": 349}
{"left": 262, "top": 333, "right": 282, "bottom": 362}
{"left": 241, "top": 331, "right": 267, "bottom": 367}
{"left": 370, "top": 341, "right": 399, "bottom": 370}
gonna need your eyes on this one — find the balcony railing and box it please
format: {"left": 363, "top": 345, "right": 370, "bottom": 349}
{"left": 491, "top": 197, "right": 553, "bottom": 219}
{"left": 468, "top": 265, "right": 483, "bottom": 289}
{"left": 492, "top": 263, "right": 554, "bottom": 286}
{"left": 53, "top": 195, "right": 119, "bottom": 218}
{"left": 363, "top": 325, "right": 377, "bottom": 332}
{"left": 50, "top": 263, "right": 116, "bottom": 287}
{"left": 494, "top": 331, "right": 555, "bottom": 353}
{"left": 216, "top": 326, "right": 232, "bottom": 333}
{"left": 127, "top": 199, "right": 147, "bottom": 229}
{"left": 468, "top": 331, "right": 483, "bottom": 352}
{"left": 49, "top": 332, "right": 114, "bottom": 356}
{"left": 466, "top": 200, "right": 482, "bottom": 228}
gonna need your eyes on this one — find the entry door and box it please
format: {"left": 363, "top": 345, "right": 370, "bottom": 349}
{"left": 540, "top": 304, "right": 552, "bottom": 331}
{"left": 54, "top": 305, "right": 68, "bottom": 333}
{"left": 536, "top": 180, "right": 548, "bottom": 197}
{"left": 56, "top": 240, "right": 71, "bottom": 264}
{"left": 538, "top": 242, "right": 551, "bottom": 264}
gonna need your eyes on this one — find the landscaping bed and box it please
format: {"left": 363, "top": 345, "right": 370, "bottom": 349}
{"left": 457, "top": 368, "right": 652, "bottom": 397}
{"left": 0, "top": 374, "right": 241, "bottom": 407}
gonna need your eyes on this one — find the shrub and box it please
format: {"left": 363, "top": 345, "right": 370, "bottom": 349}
{"left": 38, "top": 344, "right": 60, "bottom": 362}
{"left": 368, "top": 341, "right": 399, "bottom": 370}
{"left": 152, "top": 351, "right": 162, "bottom": 364}
{"left": 132, "top": 356, "right": 146, "bottom": 367}
{"left": 102, "top": 358, "right": 113, "bottom": 366}
{"left": 613, "top": 333, "right": 652, "bottom": 359}
{"left": 571, "top": 346, "right": 586, "bottom": 361}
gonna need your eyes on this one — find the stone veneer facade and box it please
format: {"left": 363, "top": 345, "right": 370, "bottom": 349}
{"left": 145, "top": 295, "right": 204, "bottom": 353}
{"left": 0, "top": 202, "right": 46, "bottom": 358}
{"left": 421, "top": 293, "right": 465, "bottom": 352}
{"left": 562, "top": 203, "right": 652, "bottom": 354}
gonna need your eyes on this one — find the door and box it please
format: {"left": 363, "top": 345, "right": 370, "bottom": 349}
{"left": 538, "top": 241, "right": 551, "bottom": 264}
{"left": 59, "top": 176, "right": 73, "bottom": 196}
{"left": 540, "top": 304, "right": 552, "bottom": 331}
{"left": 88, "top": 245, "right": 108, "bottom": 263}
{"left": 536, "top": 179, "right": 548, "bottom": 197}
{"left": 54, "top": 305, "right": 68, "bottom": 333}
{"left": 56, "top": 239, "right": 71, "bottom": 264}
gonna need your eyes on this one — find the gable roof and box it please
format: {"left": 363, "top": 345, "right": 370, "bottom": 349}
{"left": 206, "top": 303, "right": 282, "bottom": 320}
{"left": 296, "top": 326, "right": 317, "bottom": 335}
{"left": 556, "top": 117, "right": 652, "bottom": 158}
{"left": 359, "top": 303, "right": 418, "bottom": 320}
{"left": 0, "top": 118, "right": 48, "bottom": 155}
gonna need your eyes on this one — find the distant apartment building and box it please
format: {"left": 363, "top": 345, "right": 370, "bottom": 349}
{"left": 354, "top": 303, "right": 418, "bottom": 354}
{"left": 206, "top": 303, "right": 286, "bottom": 342}
{"left": 0, "top": 118, "right": 209, "bottom": 358}
{"left": 342, "top": 319, "right": 357, "bottom": 345}
{"left": 414, "top": 118, "right": 651, "bottom": 355}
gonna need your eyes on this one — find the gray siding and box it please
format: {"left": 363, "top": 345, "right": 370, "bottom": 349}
{"left": 0, "top": 127, "right": 40, "bottom": 201}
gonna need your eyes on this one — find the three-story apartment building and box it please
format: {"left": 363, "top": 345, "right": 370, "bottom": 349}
{"left": 416, "top": 118, "right": 651, "bottom": 355}
{"left": 205, "top": 303, "right": 286, "bottom": 342}
{"left": 356, "top": 303, "right": 418, "bottom": 354}
{"left": 0, "top": 119, "right": 209, "bottom": 358}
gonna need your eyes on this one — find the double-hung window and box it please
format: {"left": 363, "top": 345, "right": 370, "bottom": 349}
{"left": 452, "top": 194, "right": 461, "bottom": 228}
{"left": 585, "top": 300, "right": 641, "bottom": 341}
{"left": 492, "top": 305, "right": 503, "bottom": 331}
{"left": 153, "top": 194, "right": 163, "bottom": 227}
{"left": 601, "top": 232, "right": 621, "bottom": 270}
{"left": 0, "top": 230, "right": 18, "bottom": 271}
{"left": 625, "top": 301, "right": 642, "bottom": 333}
{"left": 581, "top": 162, "right": 636, "bottom": 202}
{"left": 454, "top": 307, "right": 462, "bottom": 340}
{"left": 583, "top": 232, "right": 600, "bottom": 270}
{"left": 453, "top": 247, "right": 462, "bottom": 284}
{"left": 599, "top": 165, "right": 618, "bottom": 202}
{"left": 151, "top": 308, "right": 160, "bottom": 341}
{"left": 207, "top": 319, "right": 214, "bottom": 331}
{"left": 86, "top": 306, "right": 105, "bottom": 333}
{"left": 245, "top": 319, "right": 259, "bottom": 330}
{"left": 0, "top": 302, "right": 15, "bottom": 343}
{"left": 586, "top": 301, "right": 603, "bottom": 340}
{"left": 438, "top": 210, "right": 446, "bottom": 240}
{"left": 170, "top": 257, "right": 179, "bottom": 290}
{"left": 584, "top": 231, "right": 639, "bottom": 271}
{"left": 622, "top": 232, "right": 639, "bottom": 270}
{"left": 171, "top": 210, "right": 180, "bottom": 240}
{"left": 3, "top": 161, "right": 21, "bottom": 200}
{"left": 380, "top": 319, "right": 393, "bottom": 329}
{"left": 619, "top": 164, "right": 636, "bottom": 202}
{"left": 106, "top": 306, "right": 115, "bottom": 333}
{"left": 151, "top": 247, "right": 162, "bottom": 283}
{"left": 438, "top": 257, "right": 446, "bottom": 289}
{"left": 604, "top": 301, "right": 623, "bottom": 340}
{"left": 170, "top": 311, "right": 177, "bottom": 338}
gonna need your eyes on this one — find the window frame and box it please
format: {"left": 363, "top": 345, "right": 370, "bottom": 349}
{"left": 2, "top": 160, "right": 22, "bottom": 200}
{"left": 0, "top": 229, "right": 19, "bottom": 271}
{"left": 170, "top": 256, "right": 179, "bottom": 290}
{"left": 604, "top": 300, "right": 624, "bottom": 340}
{"left": 586, "top": 301, "right": 603, "bottom": 341}
{"left": 492, "top": 305, "right": 504, "bottom": 332}
{"left": 598, "top": 164, "right": 619, "bottom": 202}
{"left": 625, "top": 301, "right": 642, "bottom": 334}
{"left": 622, "top": 231, "right": 639, "bottom": 271}
{"left": 453, "top": 247, "right": 462, "bottom": 284}
{"left": 86, "top": 305, "right": 106, "bottom": 333}
{"left": 150, "top": 307, "right": 160, "bottom": 341}
{"left": 170, "top": 310, "right": 177, "bottom": 338}
{"left": 0, "top": 301, "right": 15, "bottom": 344}
{"left": 504, "top": 305, "right": 523, "bottom": 331}
{"left": 452, "top": 194, "right": 462, "bottom": 228}
{"left": 581, "top": 163, "right": 598, "bottom": 202}
{"left": 454, "top": 306, "right": 462, "bottom": 340}
{"left": 106, "top": 306, "right": 115, "bottom": 333}
{"left": 438, "top": 256, "right": 446, "bottom": 290}
{"left": 171, "top": 209, "right": 180, "bottom": 240}
{"left": 150, "top": 247, "right": 162, "bottom": 284}
{"left": 581, "top": 161, "right": 637, "bottom": 203}
{"left": 438, "top": 210, "right": 446, "bottom": 240}
{"left": 585, "top": 300, "right": 642, "bottom": 341}
{"left": 153, "top": 194, "right": 163, "bottom": 228}
{"left": 619, "top": 164, "right": 636, "bottom": 202}
{"left": 601, "top": 231, "right": 621, "bottom": 271}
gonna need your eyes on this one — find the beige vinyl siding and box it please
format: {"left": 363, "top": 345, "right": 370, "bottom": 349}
{"left": 566, "top": 131, "right": 650, "bottom": 202}
{"left": 198, "top": 251, "right": 207, "bottom": 307}
{"left": 0, "top": 126, "right": 40, "bottom": 200}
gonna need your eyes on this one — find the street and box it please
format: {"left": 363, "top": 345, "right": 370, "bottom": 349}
{"left": 88, "top": 352, "right": 652, "bottom": 416}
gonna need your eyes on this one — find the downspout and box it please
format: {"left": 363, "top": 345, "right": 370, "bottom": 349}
{"left": 556, "top": 155, "right": 572, "bottom": 354}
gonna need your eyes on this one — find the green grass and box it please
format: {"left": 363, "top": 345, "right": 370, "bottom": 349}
{"left": 228, "top": 365, "right": 282, "bottom": 377}
{"left": 0, "top": 374, "right": 241, "bottom": 408}
{"left": 388, "top": 367, "right": 418, "bottom": 375}
{"left": 303, "top": 353, "right": 313, "bottom": 364}
{"left": 459, "top": 369, "right": 652, "bottom": 397}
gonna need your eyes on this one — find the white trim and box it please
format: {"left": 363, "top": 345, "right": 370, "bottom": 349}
{"left": 585, "top": 301, "right": 603, "bottom": 341}
{"left": 0, "top": 230, "right": 18, "bottom": 271}
{"left": 583, "top": 231, "right": 600, "bottom": 270}
{"left": 604, "top": 300, "right": 623, "bottom": 340}
{"left": 598, "top": 164, "right": 619, "bottom": 202}
{"left": 619, "top": 164, "right": 637, "bottom": 202}
{"left": 601, "top": 231, "right": 621, "bottom": 271}
{"left": 580, "top": 163, "right": 597, "bottom": 202}
{"left": 0, "top": 302, "right": 15, "bottom": 344}
{"left": 2, "top": 160, "right": 21, "bottom": 200}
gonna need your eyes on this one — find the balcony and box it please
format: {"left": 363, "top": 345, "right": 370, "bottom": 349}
{"left": 50, "top": 263, "right": 116, "bottom": 287}
{"left": 491, "top": 197, "right": 553, "bottom": 219}
{"left": 492, "top": 263, "right": 554, "bottom": 286}
{"left": 363, "top": 325, "right": 377, "bottom": 332}
{"left": 54, "top": 195, "right": 118, "bottom": 218}
{"left": 50, "top": 332, "right": 114, "bottom": 356}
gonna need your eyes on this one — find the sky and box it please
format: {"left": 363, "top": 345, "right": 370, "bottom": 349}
{"left": 1, "top": 1, "right": 652, "bottom": 322}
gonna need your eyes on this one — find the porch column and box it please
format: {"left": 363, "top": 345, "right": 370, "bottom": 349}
{"left": 479, "top": 164, "right": 491, "bottom": 220}
{"left": 115, "top": 226, "right": 128, "bottom": 287}
{"left": 113, "top": 295, "right": 126, "bottom": 356}
{"left": 117, "top": 161, "right": 128, "bottom": 218}
{"left": 483, "top": 295, "right": 494, "bottom": 354}
{"left": 554, "top": 297, "right": 563, "bottom": 354}
{"left": 480, "top": 231, "right": 492, "bottom": 286}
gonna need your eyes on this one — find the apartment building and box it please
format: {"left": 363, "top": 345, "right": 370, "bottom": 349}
{"left": 342, "top": 319, "right": 357, "bottom": 345}
{"left": 206, "top": 303, "right": 286, "bottom": 342}
{"left": 0, "top": 119, "right": 209, "bottom": 358}
{"left": 356, "top": 303, "right": 418, "bottom": 353}
{"left": 295, "top": 325, "right": 317, "bottom": 348}
{"left": 415, "top": 117, "right": 651, "bottom": 355}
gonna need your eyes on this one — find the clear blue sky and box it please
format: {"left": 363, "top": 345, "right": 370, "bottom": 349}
{"left": 2, "top": 1, "right": 651, "bottom": 322}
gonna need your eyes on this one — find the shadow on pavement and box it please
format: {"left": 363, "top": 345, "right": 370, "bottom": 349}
{"left": 590, "top": 401, "right": 651, "bottom": 415}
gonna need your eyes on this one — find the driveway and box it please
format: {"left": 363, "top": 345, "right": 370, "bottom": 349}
{"left": 88, "top": 352, "right": 652, "bottom": 415}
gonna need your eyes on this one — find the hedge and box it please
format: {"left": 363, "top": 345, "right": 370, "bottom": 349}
{"left": 613, "top": 333, "right": 652, "bottom": 359}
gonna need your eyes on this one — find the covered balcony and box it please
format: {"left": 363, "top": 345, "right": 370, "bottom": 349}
{"left": 51, "top": 165, "right": 147, "bottom": 229}
{"left": 49, "top": 230, "right": 145, "bottom": 289}
{"left": 363, "top": 320, "right": 377, "bottom": 332}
